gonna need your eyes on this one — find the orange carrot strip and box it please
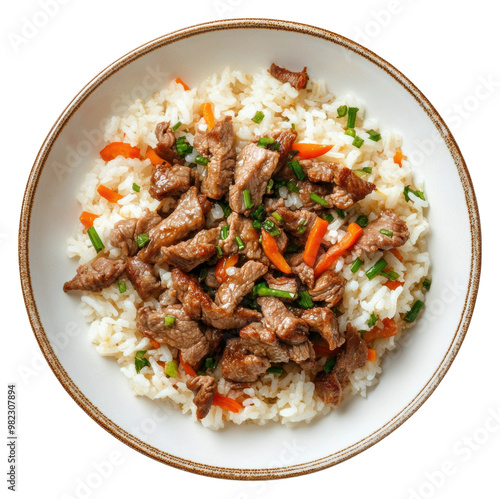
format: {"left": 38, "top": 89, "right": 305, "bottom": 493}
{"left": 97, "top": 185, "right": 123, "bottom": 203}
{"left": 212, "top": 391, "right": 244, "bottom": 413}
{"left": 303, "top": 217, "right": 329, "bottom": 267}
{"left": 157, "top": 360, "right": 166, "bottom": 369}
{"left": 261, "top": 229, "right": 291, "bottom": 274}
{"left": 145, "top": 147, "right": 166, "bottom": 166}
{"left": 389, "top": 248, "right": 404, "bottom": 262}
{"left": 293, "top": 143, "right": 334, "bottom": 160}
{"left": 174, "top": 77, "right": 190, "bottom": 91}
{"left": 313, "top": 344, "right": 337, "bottom": 358}
{"left": 179, "top": 352, "right": 196, "bottom": 377}
{"left": 393, "top": 149, "right": 406, "bottom": 167}
{"left": 150, "top": 339, "right": 161, "bottom": 349}
{"left": 201, "top": 102, "right": 215, "bottom": 130}
{"left": 364, "top": 318, "right": 399, "bottom": 342}
{"left": 100, "top": 142, "right": 141, "bottom": 162}
{"left": 367, "top": 348, "right": 377, "bottom": 362}
{"left": 314, "top": 223, "right": 363, "bottom": 278}
{"left": 79, "top": 211, "right": 99, "bottom": 229}
{"left": 384, "top": 280, "right": 404, "bottom": 291}
{"left": 215, "top": 254, "right": 239, "bottom": 284}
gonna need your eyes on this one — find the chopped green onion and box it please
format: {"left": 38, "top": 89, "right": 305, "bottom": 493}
{"left": 216, "top": 245, "right": 223, "bottom": 257}
{"left": 132, "top": 182, "right": 141, "bottom": 192}
{"left": 251, "top": 205, "right": 266, "bottom": 222}
{"left": 355, "top": 215, "right": 369, "bottom": 228}
{"left": 198, "top": 266, "right": 208, "bottom": 282}
{"left": 174, "top": 136, "right": 193, "bottom": 157}
{"left": 346, "top": 107, "right": 359, "bottom": 128}
{"left": 220, "top": 225, "right": 229, "bottom": 240}
{"left": 320, "top": 213, "right": 334, "bottom": 223}
{"left": 288, "top": 159, "right": 305, "bottom": 181}
{"left": 257, "top": 137, "right": 275, "bottom": 148}
{"left": 367, "top": 129, "right": 381, "bottom": 142}
{"left": 134, "top": 350, "right": 150, "bottom": 373}
{"left": 270, "top": 142, "right": 280, "bottom": 151}
{"left": 258, "top": 234, "right": 262, "bottom": 244}
{"left": 286, "top": 180, "right": 299, "bottom": 193}
{"left": 324, "top": 357, "right": 337, "bottom": 373}
{"left": 164, "top": 316, "right": 175, "bottom": 327}
{"left": 345, "top": 128, "right": 356, "bottom": 138}
{"left": 217, "top": 201, "right": 231, "bottom": 218}
{"left": 337, "top": 105, "right": 347, "bottom": 118}
{"left": 380, "top": 269, "right": 400, "bottom": 281}
{"left": 252, "top": 111, "right": 265, "bottom": 124}
{"left": 117, "top": 281, "right": 126, "bottom": 293}
{"left": 271, "top": 212, "right": 283, "bottom": 223}
{"left": 252, "top": 282, "right": 296, "bottom": 300}
{"left": 404, "top": 300, "right": 424, "bottom": 323}
{"left": 379, "top": 228, "right": 393, "bottom": 237}
{"left": 288, "top": 149, "right": 299, "bottom": 160}
{"left": 195, "top": 155, "right": 209, "bottom": 166}
{"left": 87, "top": 226, "right": 104, "bottom": 253}
{"left": 423, "top": 278, "right": 431, "bottom": 291}
{"left": 266, "top": 366, "right": 283, "bottom": 375}
{"left": 205, "top": 357, "right": 217, "bottom": 370}
{"left": 309, "top": 192, "right": 329, "bottom": 207}
{"left": 172, "top": 121, "right": 182, "bottom": 131}
{"left": 352, "top": 136, "right": 364, "bottom": 148}
{"left": 367, "top": 312, "right": 378, "bottom": 328}
{"left": 243, "top": 189, "right": 254, "bottom": 209}
{"left": 350, "top": 258, "right": 363, "bottom": 273}
{"left": 136, "top": 233, "right": 149, "bottom": 248}
{"left": 336, "top": 207, "right": 346, "bottom": 219}
{"left": 266, "top": 179, "right": 274, "bottom": 193}
{"left": 354, "top": 170, "right": 366, "bottom": 178}
{"left": 366, "top": 258, "right": 388, "bottom": 280}
{"left": 235, "top": 235, "right": 245, "bottom": 251}
{"left": 164, "top": 360, "right": 178, "bottom": 377}
{"left": 363, "top": 167, "right": 372, "bottom": 173}
{"left": 403, "top": 185, "right": 426, "bottom": 202}
{"left": 358, "top": 330, "right": 366, "bottom": 339}
{"left": 262, "top": 219, "right": 280, "bottom": 237}
{"left": 252, "top": 220, "right": 262, "bottom": 229}
{"left": 285, "top": 243, "right": 301, "bottom": 254}
{"left": 331, "top": 306, "right": 338, "bottom": 314}
{"left": 296, "top": 219, "right": 307, "bottom": 234}
{"left": 297, "top": 290, "right": 314, "bottom": 309}
{"left": 291, "top": 123, "right": 296, "bottom": 130}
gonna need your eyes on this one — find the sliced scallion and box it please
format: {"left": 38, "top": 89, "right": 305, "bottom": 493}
{"left": 366, "top": 258, "right": 388, "bottom": 280}
{"left": 288, "top": 159, "right": 305, "bottom": 181}
{"left": 270, "top": 142, "right": 280, "bottom": 151}
{"left": 271, "top": 212, "right": 283, "bottom": 223}
{"left": 252, "top": 282, "right": 296, "bottom": 300}
{"left": 423, "top": 278, "right": 431, "bottom": 291}
{"left": 262, "top": 219, "right": 280, "bottom": 237}
{"left": 266, "top": 366, "right": 283, "bottom": 375}
{"left": 205, "top": 357, "right": 217, "bottom": 370}
{"left": 174, "top": 136, "right": 193, "bottom": 157}
{"left": 117, "top": 281, "right": 126, "bottom": 293}
{"left": 164, "top": 316, "right": 175, "bottom": 327}
{"left": 363, "top": 167, "right": 372, "bottom": 173}
{"left": 134, "top": 350, "right": 150, "bottom": 374}
{"left": 220, "top": 225, "right": 229, "bottom": 240}
{"left": 345, "top": 128, "right": 356, "bottom": 138}
{"left": 379, "top": 228, "right": 393, "bottom": 237}
{"left": 320, "top": 213, "right": 334, "bottom": 223}
{"left": 252, "top": 220, "right": 262, "bottom": 229}
{"left": 324, "top": 357, "right": 337, "bottom": 373}
{"left": 297, "top": 290, "right": 314, "bottom": 309}
{"left": 350, "top": 258, "right": 363, "bottom": 273}
{"left": 132, "top": 182, "right": 140, "bottom": 192}
{"left": 404, "top": 300, "right": 424, "bottom": 323}
{"left": 367, "top": 129, "right": 381, "bottom": 142}
{"left": 243, "top": 189, "right": 254, "bottom": 209}
{"left": 286, "top": 180, "right": 299, "bottom": 193}
{"left": 251, "top": 205, "right": 266, "bottom": 222}
{"left": 403, "top": 185, "right": 426, "bottom": 202}
{"left": 164, "top": 360, "right": 178, "bottom": 377}
{"left": 217, "top": 201, "right": 231, "bottom": 218}
{"left": 195, "top": 155, "right": 209, "bottom": 166}
{"left": 252, "top": 111, "right": 265, "bottom": 124}
{"left": 257, "top": 137, "right": 275, "bottom": 148}
{"left": 291, "top": 123, "right": 296, "bottom": 130}
{"left": 309, "top": 192, "right": 329, "bottom": 207}
{"left": 352, "top": 136, "right": 364, "bottom": 148}
{"left": 136, "top": 233, "right": 149, "bottom": 248}
{"left": 355, "top": 214, "right": 369, "bottom": 228}
{"left": 296, "top": 219, "right": 307, "bottom": 234}
{"left": 198, "top": 266, "right": 208, "bottom": 282}
{"left": 380, "top": 269, "right": 400, "bottom": 281}
{"left": 337, "top": 105, "right": 347, "bottom": 118}
{"left": 172, "top": 121, "right": 182, "bottom": 131}
{"left": 216, "top": 245, "right": 223, "bottom": 257}
{"left": 266, "top": 179, "right": 274, "bottom": 194}
{"left": 336, "top": 207, "right": 346, "bottom": 219}
{"left": 367, "top": 312, "right": 378, "bottom": 328}
{"left": 87, "top": 226, "right": 104, "bottom": 253}
{"left": 346, "top": 107, "right": 359, "bottom": 128}
{"left": 235, "top": 235, "right": 245, "bottom": 251}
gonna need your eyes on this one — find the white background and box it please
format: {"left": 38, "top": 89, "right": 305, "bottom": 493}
{"left": 3, "top": 0, "right": 498, "bottom": 497}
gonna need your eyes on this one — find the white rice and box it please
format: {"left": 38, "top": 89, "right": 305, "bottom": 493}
{"left": 66, "top": 68, "right": 430, "bottom": 429}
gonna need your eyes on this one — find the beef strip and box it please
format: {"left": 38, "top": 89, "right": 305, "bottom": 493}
{"left": 154, "top": 121, "right": 184, "bottom": 165}
{"left": 149, "top": 162, "right": 196, "bottom": 200}
{"left": 308, "top": 270, "right": 345, "bottom": 306}
{"left": 220, "top": 338, "right": 271, "bottom": 383}
{"left": 193, "top": 116, "right": 236, "bottom": 200}
{"left": 109, "top": 209, "right": 162, "bottom": 257}
{"left": 137, "top": 304, "right": 209, "bottom": 368}
{"left": 295, "top": 180, "right": 336, "bottom": 211}
{"left": 354, "top": 210, "right": 410, "bottom": 254}
{"left": 285, "top": 253, "right": 315, "bottom": 288}
{"left": 255, "top": 129, "right": 297, "bottom": 171}
{"left": 288, "top": 340, "right": 317, "bottom": 371}
{"left": 219, "top": 212, "right": 266, "bottom": 261}
{"left": 263, "top": 273, "right": 298, "bottom": 299}
{"left": 63, "top": 257, "right": 126, "bottom": 292}
{"left": 275, "top": 207, "right": 318, "bottom": 244}
{"left": 126, "top": 256, "right": 161, "bottom": 300}
{"left": 239, "top": 322, "right": 290, "bottom": 363}
{"left": 327, "top": 161, "right": 376, "bottom": 204}
{"left": 204, "top": 327, "right": 224, "bottom": 356}
{"left": 301, "top": 307, "right": 343, "bottom": 350}
{"left": 314, "top": 370, "right": 342, "bottom": 406}
{"left": 186, "top": 375, "right": 216, "bottom": 420}
{"left": 157, "top": 228, "right": 220, "bottom": 272}
{"left": 229, "top": 143, "right": 279, "bottom": 215}
{"left": 215, "top": 261, "right": 268, "bottom": 312}
{"left": 204, "top": 268, "right": 220, "bottom": 289}
{"left": 269, "top": 63, "right": 309, "bottom": 90}
{"left": 139, "top": 187, "right": 211, "bottom": 263}
{"left": 258, "top": 296, "right": 309, "bottom": 345}
{"left": 264, "top": 197, "right": 285, "bottom": 213}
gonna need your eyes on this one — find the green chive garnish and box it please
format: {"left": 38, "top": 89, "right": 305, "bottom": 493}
{"left": 367, "top": 312, "right": 378, "bottom": 328}
{"left": 174, "top": 136, "right": 193, "bottom": 157}
{"left": 291, "top": 123, "right": 296, "bottom": 130}
{"left": 380, "top": 270, "right": 400, "bottom": 281}
{"left": 423, "top": 278, "right": 431, "bottom": 291}
{"left": 164, "top": 316, "right": 175, "bottom": 327}
{"left": 262, "top": 219, "right": 280, "bottom": 237}
{"left": 165, "top": 360, "right": 178, "bottom": 378}
{"left": 270, "top": 142, "right": 280, "bottom": 151}
{"left": 404, "top": 185, "right": 426, "bottom": 202}
{"left": 271, "top": 212, "right": 283, "bottom": 223}
{"left": 136, "top": 233, "right": 149, "bottom": 248}
{"left": 336, "top": 207, "right": 346, "bottom": 219}
{"left": 324, "top": 357, "right": 337, "bottom": 373}
{"left": 117, "top": 281, "right": 126, "bottom": 293}
{"left": 337, "top": 105, "right": 347, "bottom": 118}
{"left": 285, "top": 243, "right": 301, "bottom": 254}
{"left": 132, "top": 183, "right": 141, "bottom": 192}
{"left": 243, "top": 189, "right": 254, "bottom": 209}
{"left": 217, "top": 201, "right": 231, "bottom": 218}
{"left": 297, "top": 290, "right": 314, "bottom": 309}
{"left": 252, "top": 220, "right": 262, "bottom": 229}
{"left": 252, "top": 282, "right": 296, "bottom": 300}
{"left": 220, "top": 225, "right": 229, "bottom": 240}
{"left": 404, "top": 300, "right": 424, "bottom": 323}
{"left": 352, "top": 136, "right": 364, "bottom": 148}
{"left": 266, "top": 179, "right": 274, "bottom": 193}
{"left": 266, "top": 367, "right": 283, "bottom": 375}
{"left": 355, "top": 215, "right": 369, "bottom": 228}
{"left": 252, "top": 111, "right": 264, "bottom": 124}
{"left": 320, "top": 213, "right": 334, "bottom": 223}
{"left": 195, "top": 155, "right": 209, "bottom": 166}
{"left": 296, "top": 219, "right": 307, "bottom": 234}
{"left": 379, "top": 228, "right": 393, "bottom": 237}
{"left": 198, "top": 266, "right": 208, "bottom": 282}
{"left": 350, "top": 258, "right": 363, "bottom": 273}
{"left": 363, "top": 167, "right": 372, "bottom": 173}
{"left": 205, "top": 357, "right": 217, "bottom": 370}
{"left": 257, "top": 137, "right": 275, "bottom": 148}
{"left": 367, "top": 129, "right": 381, "bottom": 142}
{"left": 134, "top": 350, "right": 150, "bottom": 373}
{"left": 251, "top": 205, "right": 266, "bottom": 222}
{"left": 345, "top": 128, "right": 356, "bottom": 138}
{"left": 366, "top": 258, "right": 388, "bottom": 280}
{"left": 346, "top": 107, "right": 359, "bottom": 129}
{"left": 286, "top": 180, "right": 300, "bottom": 193}
{"left": 235, "top": 235, "right": 245, "bottom": 251}
{"left": 216, "top": 245, "right": 223, "bottom": 257}
{"left": 87, "top": 226, "right": 104, "bottom": 253}
{"left": 309, "top": 192, "right": 329, "bottom": 207}
{"left": 172, "top": 121, "right": 182, "bottom": 131}
{"left": 288, "top": 159, "right": 305, "bottom": 181}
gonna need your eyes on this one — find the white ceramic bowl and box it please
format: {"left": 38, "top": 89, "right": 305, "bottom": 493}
{"left": 19, "top": 19, "right": 481, "bottom": 479}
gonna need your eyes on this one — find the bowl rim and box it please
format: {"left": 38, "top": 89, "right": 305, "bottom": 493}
{"left": 18, "top": 18, "right": 481, "bottom": 480}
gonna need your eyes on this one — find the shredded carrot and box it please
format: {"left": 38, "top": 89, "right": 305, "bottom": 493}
{"left": 384, "top": 280, "right": 404, "bottom": 290}
{"left": 97, "top": 184, "right": 123, "bottom": 203}
{"left": 364, "top": 318, "right": 399, "bottom": 342}
{"left": 201, "top": 102, "right": 215, "bottom": 130}
{"left": 79, "top": 211, "right": 99, "bottom": 229}
{"left": 157, "top": 360, "right": 166, "bottom": 369}
{"left": 393, "top": 149, "right": 406, "bottom": 167}
{"left": 389, "top": 248, "right": 404, "bottom": 262}
{"left": 100, "top": 142, "right": 141, "bottom": 162}
{"left": 212, "top": 391, "right": 244, "bottom": 413}
{"left": 150, "top": 339, "right": 161, "bottom": 349}
{"left": 367, "top": 348, "right": 377, "bottom": 362}
{"left": 293, "top": 143, "right": 334, "bottom": 160}
{"left": 261, "top": 229, "right": 291, "bottom": 274}
{"left": 313, "top": 344, "right": 337, "bottom": 358}
{"left": 303, "top": 217, "right": 329, "bottom": 267}
{"left": 314, "top": 223, "right": 363, "bottom": 278}
{"left": 215, "top": 254, "right": 239, "bottom": 283}
{"left": 174, "top": 77, "right": 190, "bottom": 91}
{"left": 179, "top": 352, "right": 196, "bottom": 377}
{"left": 145, "top": 147, "right": 166, "bottom": 166}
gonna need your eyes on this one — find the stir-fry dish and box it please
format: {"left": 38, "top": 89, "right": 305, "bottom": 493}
{"left": 64, "top": 64, "right": 430, "bottom": 428}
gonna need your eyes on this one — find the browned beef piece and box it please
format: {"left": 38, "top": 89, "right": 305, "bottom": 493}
{"left": 215, "top": 261, "right": 268, "bottom": 312}
{"left": 63, "top": 257, "right": 126, "bottom": 292}
{"left": 154, "top": 121, "right": 184, "bottom": 165}
{"left": 157, "top": 228, "right": 219, "bottom": 272}
{"left": 288, "top": 340, "right": 316, "bottom": 371}
{"left": 256, "top": 129, "right": 297, "bottom": 170}
{"left": 171, "top": 268, "right": 262, "bottom": 329}
{"left": 314, "top": 370, "right": 342, "bottom": 406}
{"left": 258, "top": 296, "right": 309, "bottom": 345}
{"left": 219, "top": 212, "right": 266, "bottom": 261}
{"left": 329, "top": 186, "right": 356, "bottom": 210}
{"left": 301, "top": 307, "right": 343, "bottom": 350}
{"left": 193, "top": 116, "right": 236, "bottom": 200}
{"left": 220, "top": 338, "right": 270, "bottom": 383}
{"left": 204, "top": 327, "right": 224, "bottom": 356}
{"left": 269, "top": 63, "right": 309, "bottom": 90}
{"left": 186, "top": 375, "right": 216, "bottom": 420}
{"left": 264, "top": 273, "right": 298, "bottom": 299}
{"left": 204, "top": 268, "right": 220, "bottom": 289}
{"left": 140, "top": 187, "right": 211, "bottom": 263}
{"left": 328, "top": 162, "right": 376, "bottom": 204}
{"left": 275, "top": 207, "right": 318, "bottom": 244}
{"left": 273, "top": 227, "right": 288, "bottom": 255}
{"left": 240, "top": 322, "right": 290, "bottom": 363}
{"left": 149, "top": 163, "right": 196, "bottom": 200}
{"left": 334, "top": 324, "right": 368, "bottom": 386}
{"left": 298, "top": 159, "right": 339, "bottom": 183}
{"left": 295, "top": 180, "right": 335, "bottom": 211}
{"left": 125, "top": 256, "right": 160, "bottom": 300}
{"left": 355, "top": 210, "right": 410, "bottom": 254}
{"left": 109, "top": 209, "right": 162, "bottom": 257}
{"left": 285, "top": 253, "right": 315, "bottom": 288}
{"left": 229, "top": 143, "right": 279, "bottom": 215}
{"left": 264, "top": 197, "right": 285, "bottom": 213}
{"left": 137, "top": 305, "right": 210, "bottom": 368}
{"left": 309, "top": 271, "right": 345, "bottom": 306}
